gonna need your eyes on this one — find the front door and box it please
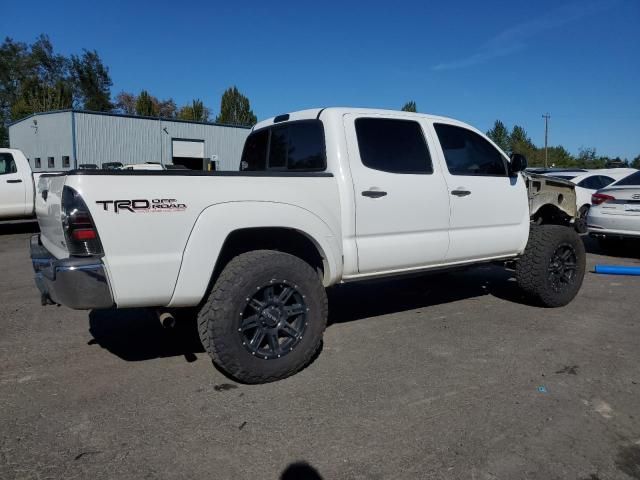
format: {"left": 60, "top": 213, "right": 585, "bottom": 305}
{"left": 430, "top": 122, "right": 529, "bottom": 262}
{"left": 344, "top": 114, "right": 451, "bottom": 274}
{"left": 0, "top": 152, "right": 27, "bottom": 218}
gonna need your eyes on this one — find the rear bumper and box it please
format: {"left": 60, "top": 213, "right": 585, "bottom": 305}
{"left": 30, "top": 234, "right": 114, "bottom": 309}
{"left": 587, "top": 210, "right": 640, "bottom": 239}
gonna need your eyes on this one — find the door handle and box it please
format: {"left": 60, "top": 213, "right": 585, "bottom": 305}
{"left": 6, "top": 179, "right": 22, "bottom": 183}
{"left": 362, "top": 189, "right": 387, "bottom": 198}
{"left": 451, "top": 189, "right": 471, "bottom": 197}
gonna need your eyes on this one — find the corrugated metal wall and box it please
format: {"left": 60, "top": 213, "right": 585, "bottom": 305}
{"left": 9, "top": 111, "right": 251, "bottom": 171}
{"left": 73, "top": 113, "right": 251, "bottom": 171}
{"left": 8, "top": 111, "right": 74, "bottom": 171}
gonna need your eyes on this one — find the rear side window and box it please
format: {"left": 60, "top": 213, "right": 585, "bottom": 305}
{"left": 434, "top": 123, "right": 507, "bottom": 176}
{"left": 240, "top": 120, "right": 326, "bottom": 171}
{"left": 578, "top": 175, "right": 614, "bottom": 190}
{"left": 0, "top": 153, "right": 17, "bottom": 175}
{"left": 614, "top": 171, "right": 640, "bottom": 186}
{"left": 355, "top": 118, "right": 432, "bottom": 174}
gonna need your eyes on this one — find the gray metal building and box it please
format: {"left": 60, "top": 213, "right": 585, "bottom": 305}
{"left": 8, "top": 110, "right": 251, "bottom": 171}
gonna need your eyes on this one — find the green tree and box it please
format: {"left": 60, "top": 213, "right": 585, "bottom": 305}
{"left": 135, "top": 90, "right": 156, "bottom": 116}
{"left": 70, "top": 49, "right": 112, "bottom": 111}
{"left": 631, "top": 155, "right": 640, "bottom": 169}
{"left": 401, "top": 101, "right": 417, "bottom": 112}
{"left": 178, "top": 99, "right": 209, "bottom": 122}
{"left": 215, "top": 86, "right": 257, "bottom": 126}
{"left": 0, "top": 35, "right": 74, "bottom": 145}
{"left": 486, "top": 120, "right": 510, "bottom": 152}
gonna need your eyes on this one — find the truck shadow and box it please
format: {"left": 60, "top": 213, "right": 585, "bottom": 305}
{"left": 327, "top": 265, "right": 529, "bottom": 325}
{"left": 0, "top": 220, "right": 39, "bottom": 235}
{"left": 88, "top": 308, "right": 204, "bottom": 362}
{"left": 87, "top": 265, "right": 529, "bottom": 365}
{"left": 582, "top": 235, "right": 640, "bottom": 259}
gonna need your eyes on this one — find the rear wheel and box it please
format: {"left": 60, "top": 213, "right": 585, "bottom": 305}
{"left": 198, "top": 250, "right": 327, "bottom": 384}
{"left": 516, "top": 225, "right": 586, "bottom": 307}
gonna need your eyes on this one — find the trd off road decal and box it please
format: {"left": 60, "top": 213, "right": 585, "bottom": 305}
{"left": 95, "top": 198, "right": 187, "bottom": 213}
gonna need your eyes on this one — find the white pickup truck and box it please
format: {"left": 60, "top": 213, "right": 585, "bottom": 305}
{"left": 31, "top": 108, "right": 585, "bottom": 383}
{"left": 0, "top": 148, "right": 48, "bottom": 220}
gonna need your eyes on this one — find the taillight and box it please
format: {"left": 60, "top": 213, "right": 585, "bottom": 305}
{"left": 591, "top": 193, "right": 615, "bottom": 206}
{"left": 62, "top": 186, "right": 103, "bottom": 256}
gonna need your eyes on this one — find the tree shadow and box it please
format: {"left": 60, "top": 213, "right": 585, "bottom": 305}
{"left": 280, "top": 462, "right": 323, "bottom": 480}
{"left": 0, "top": 219, "right": 39, "bottom": 235}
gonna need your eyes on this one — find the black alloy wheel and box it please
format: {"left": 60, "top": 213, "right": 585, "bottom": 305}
{"left": 547, "top": 244, "right": 578, "bottom": 292}
{"left": 239, "top": 281, "right": 308, "bottom": 360}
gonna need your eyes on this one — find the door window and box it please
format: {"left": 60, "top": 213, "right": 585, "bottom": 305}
{"left": 0, "top": 153, "right": 17, "bottom": 175}
{"left": 355, "top": 118, "right": 432, "bottom": 174}
{"left": 434, "top": 123, "right": 508, "bottom": 176}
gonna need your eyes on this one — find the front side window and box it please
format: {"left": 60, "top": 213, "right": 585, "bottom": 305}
{"left": 240, "top": 120, "right": 326, "bottom": 172}
{"left": 355, "top": 118, "right": 432, "bottom": 174}
{"left": 0, "top": 153, "right": 17, "bottom": 175}
{"left": 434, "top": 123, "right": 507, "bottom": 176}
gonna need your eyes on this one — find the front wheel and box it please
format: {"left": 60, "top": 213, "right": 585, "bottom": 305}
{"left": 198, "top": 250, "right": 327, "bottom": 384}
{"left": 515, "top": 225, "right": 586, "bottom": 307}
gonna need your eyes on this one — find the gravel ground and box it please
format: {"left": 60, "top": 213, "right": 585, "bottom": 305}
{"left": 1, "top": 221, "right": 639, "bottom": 480}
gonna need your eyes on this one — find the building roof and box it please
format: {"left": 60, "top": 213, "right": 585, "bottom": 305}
{"left": 8, "top": 109, "right": 252, "bottom": 129}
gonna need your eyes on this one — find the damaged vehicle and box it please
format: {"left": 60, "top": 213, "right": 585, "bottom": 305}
{"left": 31, "top": 108, "right": 585, "bottom": 383}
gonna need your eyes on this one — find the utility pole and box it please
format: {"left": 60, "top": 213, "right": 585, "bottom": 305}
{"left": 542, "top": 113, "right": 550, "bottom": 169}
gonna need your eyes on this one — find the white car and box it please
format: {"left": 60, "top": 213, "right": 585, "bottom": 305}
{"left": 31, "top": 107, "right": 585, "bottom": 383}
{"left": 588, "top": 170, "right": 640, "bottom": 245}
{"left": 544, "top": 169, "right": 637, "bottom": 219}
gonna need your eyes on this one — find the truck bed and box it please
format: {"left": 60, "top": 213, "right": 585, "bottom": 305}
{"left": 36, "top": 170, "right": 342, "bottom": 308}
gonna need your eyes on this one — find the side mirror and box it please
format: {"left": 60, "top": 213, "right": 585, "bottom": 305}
{"left": 509, "top": 153, "right": 527, "bottom": 174}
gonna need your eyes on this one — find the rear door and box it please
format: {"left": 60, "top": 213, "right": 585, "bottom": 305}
{"left": 344, "top": 114, "right": 450, "bottom": 274}
{"left": 430, "top": 122, "right": 529, "bottom": 262}
{"left": 0, "top": 152, "right": 27, "bottom": 218}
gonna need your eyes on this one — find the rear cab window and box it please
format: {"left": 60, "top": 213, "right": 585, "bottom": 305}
{"left": 240, "top": 120, "right": 326, "bottom": 172}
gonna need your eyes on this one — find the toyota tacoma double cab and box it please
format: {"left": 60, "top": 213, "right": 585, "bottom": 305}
{"left": 31, "top": 108, "right": 585, "bottom": 383}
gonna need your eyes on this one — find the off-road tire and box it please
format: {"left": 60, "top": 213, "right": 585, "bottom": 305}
{"left": 516, "top": 225, "right": 586, "bottom": 307}
{"left": 198, "top": 250, "right": 327, "bottom": 384}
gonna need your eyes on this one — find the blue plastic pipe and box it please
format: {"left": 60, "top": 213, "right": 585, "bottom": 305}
{"left": 594, "top": 265, "right": 640, "bottom": 276}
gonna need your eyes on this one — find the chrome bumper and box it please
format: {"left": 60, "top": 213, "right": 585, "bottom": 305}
{"left": 30, "top": 234, "right": 114, "bottom": 310}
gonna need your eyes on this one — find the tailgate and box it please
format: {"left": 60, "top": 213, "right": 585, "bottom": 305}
{"left": 35, "top": 174, "right": 69, "bottom": 259}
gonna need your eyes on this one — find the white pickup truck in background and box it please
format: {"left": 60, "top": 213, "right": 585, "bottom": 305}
{"left": 31, "top": 108, "right": 586, "bottom": 384}
{"left": 0, "top": 148, "right": 50, "bottom": 220}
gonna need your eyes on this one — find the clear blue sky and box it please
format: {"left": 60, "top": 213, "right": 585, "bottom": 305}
{"left": 2, "top": 0, "right": 639, "bottom": 158}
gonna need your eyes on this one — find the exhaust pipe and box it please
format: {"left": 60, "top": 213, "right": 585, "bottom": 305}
{"left": 157, "top": 309, "right": 176, "bottom": 329}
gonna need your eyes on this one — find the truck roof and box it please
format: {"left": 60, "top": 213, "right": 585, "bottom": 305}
{"left": 252, "top": 107, "right": 464, "bottom": 131}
